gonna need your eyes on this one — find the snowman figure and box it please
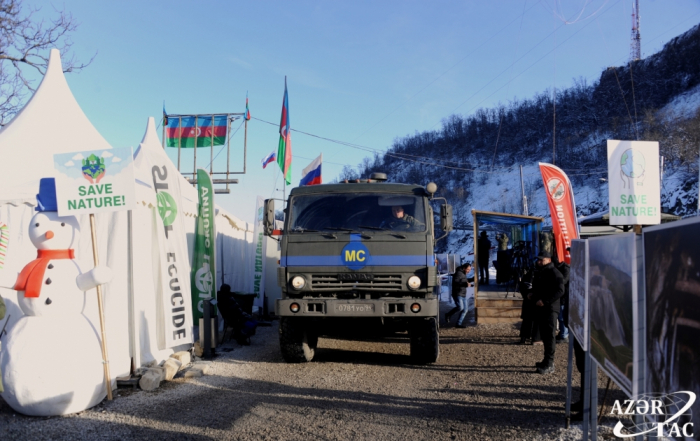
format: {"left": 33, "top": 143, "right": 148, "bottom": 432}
{"left": 0, "top": 178, "right": 112, "bottom": 416}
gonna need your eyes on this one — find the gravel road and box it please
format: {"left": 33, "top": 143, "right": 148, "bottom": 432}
{"left": 1, "top": 301, "right": 625, "bottom": 440}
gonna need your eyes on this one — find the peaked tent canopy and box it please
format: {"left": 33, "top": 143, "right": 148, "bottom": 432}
{"left": 0, "top": 49, "right": 112, "bottom": 205}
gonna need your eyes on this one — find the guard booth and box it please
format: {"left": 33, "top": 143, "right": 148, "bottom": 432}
{"left": 471, "top": 210, "right": 543, "bottom": 324}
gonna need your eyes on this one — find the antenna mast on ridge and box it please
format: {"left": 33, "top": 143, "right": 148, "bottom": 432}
{"left": 630, "top": 0, "right": 641, "bottom": 61}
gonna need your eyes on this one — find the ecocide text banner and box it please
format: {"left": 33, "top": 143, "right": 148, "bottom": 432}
{"left": 54, "top": 147, "right": 135, "bottom": 216}
{"left": 607, "top": 140, "right": 660, "bottom": 225}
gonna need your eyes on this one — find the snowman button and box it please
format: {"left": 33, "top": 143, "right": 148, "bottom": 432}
{"left": 45, "top": 278, "right": 52, "bottom": 285}
{"left": 48, "top": 264, "right": 54, "bottom": 269}
{"left": 45, "top": 298, "right": 52, "bottom": 305}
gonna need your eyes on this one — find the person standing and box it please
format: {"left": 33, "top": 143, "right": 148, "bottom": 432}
{"left": 0, "top": 292, "right": 5, "bottom": 393}
{"left": 529, "top": 250, "right": 565, "bottom": 374}
{"left": 445, "top": 263, "right": 472, "bottom": 328}
{"left": 477, "top": 231, "right": 491, "bottom": 285}
{"left": 554, "top": 251, "right": 570, "bottom": 343}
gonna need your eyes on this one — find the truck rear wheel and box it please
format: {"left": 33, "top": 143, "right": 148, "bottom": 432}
{"left": 410, "top": 317, "right": 439, "bottom": 364}
{"left": 279, "top": 317, "right": 317, "bottom": 363}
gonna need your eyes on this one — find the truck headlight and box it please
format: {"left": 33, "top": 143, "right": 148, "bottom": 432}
{"left": 407, "top": 276, "right": 421, "bottom": 290}
{"left": 291, "top": 276, "right": 306, "bottom": 290}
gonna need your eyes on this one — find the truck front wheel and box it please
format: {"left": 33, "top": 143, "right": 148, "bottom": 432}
{"left": 279, "top": 317, "right": 317, "bottom": 363}
{"left": 409, "top": 317, "right": 439, "bottom": 364}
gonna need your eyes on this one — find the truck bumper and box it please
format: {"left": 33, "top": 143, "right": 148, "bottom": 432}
{"left": 276, "top": 298, "right": 438, "bottom": 318}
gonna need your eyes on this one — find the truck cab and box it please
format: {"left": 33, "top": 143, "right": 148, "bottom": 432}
{"left": 264, "top": 174, "right": 452, "bottom": 363}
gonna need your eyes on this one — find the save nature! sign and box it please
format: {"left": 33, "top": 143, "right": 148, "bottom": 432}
{"left": 607, "top": 140, "right": 660, "bottom": 226}
{"left": 53, "top": 147, "right": 135, "bottom": 216}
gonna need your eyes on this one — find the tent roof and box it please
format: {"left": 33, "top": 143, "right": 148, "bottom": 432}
{"left": 0, "top": 49, "right": 112, "bottom": 206}
{"left": 578, "top": 210, "right": 681, "bottom": 226}
{"left": 134, "top": 117, "right": 198, "bottom": 216}
{"left": 472, "top": 210, "right": 543, "bottom": 226}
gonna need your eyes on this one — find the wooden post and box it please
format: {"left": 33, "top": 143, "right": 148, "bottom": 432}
{"left": 472, "top": 210, "right": 479, "bottom": 299}
{"left": 89, "top": 213, "right": 113, "bottom": 401}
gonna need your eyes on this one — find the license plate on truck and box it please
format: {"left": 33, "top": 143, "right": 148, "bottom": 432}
{"left": 334, "top": 304, "right": 375, "bottom": 313}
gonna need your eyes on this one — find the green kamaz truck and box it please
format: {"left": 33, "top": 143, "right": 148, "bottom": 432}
{"left": 264, "top": 173, "right": 452, "bottom": 364}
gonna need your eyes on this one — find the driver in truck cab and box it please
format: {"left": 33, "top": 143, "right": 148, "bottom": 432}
{"left": 380, "top": 205, "right": 424, "bottom": 231}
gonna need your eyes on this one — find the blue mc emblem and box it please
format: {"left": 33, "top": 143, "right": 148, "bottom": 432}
{"left": 341, "top": 241, "right": 370, "bottom": 270}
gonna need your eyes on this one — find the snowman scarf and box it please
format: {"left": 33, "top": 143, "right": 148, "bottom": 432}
{"left": 14, "top": 249, "right": 76, "bottom": 297}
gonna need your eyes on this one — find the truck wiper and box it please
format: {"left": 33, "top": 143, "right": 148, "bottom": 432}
{"left": 391, "top": 233, "right": 407, "bottom": 239}
{"left": 323, "top": 227, "right": 354, "bottom": 232}
{"left": 292, "top": 227, "right": 319, "bottom": 233}
{"left": 357, "top": 225, "right": 386, "bottom": 231}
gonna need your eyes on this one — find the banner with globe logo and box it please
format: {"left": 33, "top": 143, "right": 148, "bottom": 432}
{"left": 607, "top": 140, "right": 660, "bottom": 225}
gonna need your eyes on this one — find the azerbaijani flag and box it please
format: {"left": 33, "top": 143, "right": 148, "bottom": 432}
{"left": 245, "top": 92, "right": 251, "bottom": 121}
{"left": 277, "top": 78, "right": 292, "bottom": 185}
{"left": 165, "top": 115, "right": 227, "bottom": 148}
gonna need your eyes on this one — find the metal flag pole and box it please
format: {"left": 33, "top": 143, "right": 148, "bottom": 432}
{"left": 226, "top": 116, "right": 232, "bottom": 193}
{"left": 178, "top": 117, "right": 182, "bottom": 171}
{"left": 210, "top": 115, "right": 214, "bottom": 174}
{"left": 194, "top": 115, "right": 198, "bottom": 185}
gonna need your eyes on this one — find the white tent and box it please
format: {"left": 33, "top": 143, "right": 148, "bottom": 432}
{"left": 0, "top": 50, "right": 130, "bottom": 387}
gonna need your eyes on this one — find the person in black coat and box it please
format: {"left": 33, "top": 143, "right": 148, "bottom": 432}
{"left": 529, "top": 250, "right": 565, "bottom": 374}
{"left": 554, "top": 254, "right": 571, "bottom": 343}
{"left": 477, "top": 231, "right": 491, "bottom": 285}
{"left": 445, "top": 263, "right": 472, "bottom": 328}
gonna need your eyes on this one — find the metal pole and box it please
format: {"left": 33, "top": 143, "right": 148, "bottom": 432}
{"left": 127, "top": 210, "right": 140, "bottom": 372}
{"left": 210, "top": 115, "right": 214, "bottom": 174}
{"left": 583, "top": 350, "right": 591, "bottom": 440}
{"left": 161, "top": 115, "right": 165, "bottom": 149}
{"left": 226, "top": 116, "right": 232, "bottom": 192}
{"left": 203, "top": 297, "right": 211, "bottom": 359}
{"left": 591, "top": 364, "right": 598, "bottom": 441}
{"left": 243, "top": 116, "right": 248, "bottom": 175}
{"left": 520, "top": 165, "right": 528, "bottom": 216}
{"left": 177, "top": 117, "right": 182, "bottom": 171}
{"left": 565, "top": 335, "right": 574, "bottom": 428}
{"left": 194, "top": 115, "right": 198, "bottom": 185}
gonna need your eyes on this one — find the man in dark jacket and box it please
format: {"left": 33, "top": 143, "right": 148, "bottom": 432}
{"left": 529, "top": 250, "right": 565, "bottom": 374}
{"left": 477, "top": 231, "right": 491, "bottom": 284}
{"left": 446, "top": 263, "right": 472, "bottom": 328}
{"left": 554, "top": 253, "right": 571, "bottom": 343}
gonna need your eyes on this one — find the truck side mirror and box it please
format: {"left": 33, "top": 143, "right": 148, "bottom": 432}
{"left": 263, "top": 199, "right": 275, "bottom": 236}
{"left": 440, "top": 204, "right": 453, "bottom": 232}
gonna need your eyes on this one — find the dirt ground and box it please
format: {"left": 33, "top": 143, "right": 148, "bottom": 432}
{"left": 0, "top": 301, "right": 625, "bottom": 440}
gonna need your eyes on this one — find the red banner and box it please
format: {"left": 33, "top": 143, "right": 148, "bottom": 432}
{"left": 539, "top": 163, "right": 579, "bottom": 264}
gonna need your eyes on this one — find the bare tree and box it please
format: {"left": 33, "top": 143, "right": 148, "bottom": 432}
{"left": 0, "top": 0, "right": 94, "bottom": 124}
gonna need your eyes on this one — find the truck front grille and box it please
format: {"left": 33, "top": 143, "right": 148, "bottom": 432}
{"left": 310, "top": 274, "right": 402, "bottom": 291}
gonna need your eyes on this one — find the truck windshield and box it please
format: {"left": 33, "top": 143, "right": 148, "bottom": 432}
{"left": 289, "top": 193, "right": 427, "bottom": 233}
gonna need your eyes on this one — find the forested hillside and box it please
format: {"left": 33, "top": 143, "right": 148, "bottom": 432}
{"left": 338, "top": 24, "right": 700, "bottom": 254}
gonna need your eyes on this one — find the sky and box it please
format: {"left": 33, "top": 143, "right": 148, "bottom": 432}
{"left": 22, "top": 0, "right": 700, "bottom": 223}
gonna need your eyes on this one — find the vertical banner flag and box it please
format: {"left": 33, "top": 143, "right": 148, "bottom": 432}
{"left": 53, "top": 147, "right": 136, "bottom": 216}
{"left": 245, "top": 92, "right": 251, "bottom": 121}
{"left": 252, "top": 196, "right": 266, "bottom": 309}
{"left": 165, "top": 115, "right": 227, "bottom": 147}
{"left": 300, "top": 153, "right": 322, "bottom": 186}
{"left": 607, "top": 140, "right": 661, "bottom": 225}
{"left": 144, "top": 136, "right": 195, "bottom": 349}
{"left": 261, "top": 151, "right": 276, "bottom": 169}
{"left": 191, "top": 169, "right": 217, "bottom": 322}
{"left": 539, "top": 163, "right": 579, "bottom": 264}
{"left": 277, "top": 78, "right": 292, "bottom": 185}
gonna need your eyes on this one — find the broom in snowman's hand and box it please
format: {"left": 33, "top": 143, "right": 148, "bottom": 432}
{"left": 75, "top": 213, "right": 114, "bottom": 401}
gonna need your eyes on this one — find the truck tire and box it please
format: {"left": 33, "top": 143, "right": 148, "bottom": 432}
{"left": 279, "top": 317, "right": 316, "bottom": 363}
{"left": 410, "top": 317, "right": 439, "bottom": 364}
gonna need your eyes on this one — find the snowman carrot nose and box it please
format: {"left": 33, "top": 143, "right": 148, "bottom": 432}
{"left": 45, "top": 231, "right": 55, "bottom": 240}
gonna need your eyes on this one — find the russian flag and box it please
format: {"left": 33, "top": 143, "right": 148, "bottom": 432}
{"left": 300, "top": 154, "right": 322, "bottom": 186}
{"left": 261, "top": 151, "right": 277, "bottom": 169}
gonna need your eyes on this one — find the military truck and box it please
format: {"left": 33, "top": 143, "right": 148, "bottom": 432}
{"left": 263, "top": 173, "right": 453, "bottom": 363}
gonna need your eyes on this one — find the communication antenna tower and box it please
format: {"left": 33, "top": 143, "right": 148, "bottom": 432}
{"left": 630, "top": 0, "right": 641, "bottom": 61}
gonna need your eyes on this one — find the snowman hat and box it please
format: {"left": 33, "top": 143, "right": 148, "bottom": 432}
{"left": 36, "top": 178, "right": 58, "bottom": 212}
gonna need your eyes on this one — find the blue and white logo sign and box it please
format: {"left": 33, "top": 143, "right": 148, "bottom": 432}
{"left": 341, "top": 241, "right": 370, "bottom": 270}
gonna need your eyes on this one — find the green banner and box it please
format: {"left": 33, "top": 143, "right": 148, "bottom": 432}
{"left": 191, "top": 169, "right": 216, "bottom": 322}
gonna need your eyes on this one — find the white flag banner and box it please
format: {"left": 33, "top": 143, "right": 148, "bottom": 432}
{"left": 252, "top": 196, "right": 266, "bottom": 309}
{"left": 607, "top": 140, "right": 661, "bottom": 225}
{"left": 145, "top": 147, "right": 194, "bottom": 349}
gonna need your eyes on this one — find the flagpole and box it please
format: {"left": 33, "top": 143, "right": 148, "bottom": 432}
{"left": 210, "top": 115, "right": 214, "bottom": 174}
{"left": 177, "top": 117, "right": 182, "bottom": 171}
{"left": 194, "top": 115, "right": 198, "bottom": 185}
{"left": 226, "top": 115, "right": 231, "bottom": 193}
